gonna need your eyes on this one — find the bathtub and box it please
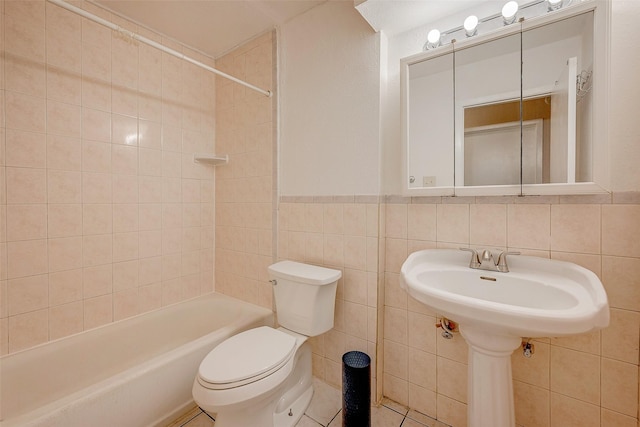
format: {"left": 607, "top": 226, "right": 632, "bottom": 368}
{"left": 0, "top": 293, "right": 273, "bottom": 427}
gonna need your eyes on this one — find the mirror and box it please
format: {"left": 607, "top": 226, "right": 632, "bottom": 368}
{"left": 402, "top": 2, "right": 607, "bottom": 196}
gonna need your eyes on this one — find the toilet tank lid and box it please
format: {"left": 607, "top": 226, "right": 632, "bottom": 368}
{"left": 268, "top": 261, "right": 341, "bottom": 285}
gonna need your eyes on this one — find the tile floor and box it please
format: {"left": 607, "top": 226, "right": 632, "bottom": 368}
{"left": 168, "top": 378, "right": 451, "bottom": 427}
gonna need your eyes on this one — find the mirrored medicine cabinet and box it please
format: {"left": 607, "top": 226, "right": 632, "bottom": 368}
{"left": 401, "top": 0, "right": 610, "bottom": 197}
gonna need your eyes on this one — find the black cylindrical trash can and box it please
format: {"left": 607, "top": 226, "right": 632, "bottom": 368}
{"left": 342, "top": 350, "right": 371, "bottom": 427}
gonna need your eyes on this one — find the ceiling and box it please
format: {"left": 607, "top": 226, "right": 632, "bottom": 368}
{"left": 95, "top": 0, "right": 500, "bottom": 59}
{"left": 95, "top": 0, "right": 326, "bottom": 58}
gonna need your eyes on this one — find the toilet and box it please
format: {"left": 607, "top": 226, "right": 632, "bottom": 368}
{"left": 192, "top": 260, "right": 341, "bottom": 427}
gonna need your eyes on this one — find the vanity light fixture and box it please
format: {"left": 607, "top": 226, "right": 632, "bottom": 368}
{"left": 547, "top": 0, "right": 563, "bottom": 11}
{"left": 502, "top": 1, "right": 519, "bottom": 25}
{"left": 424, "top": 29, "right": 442, "bottom": 50}
{"left": 464, "top": 15, "right": 479, "bottom": 37}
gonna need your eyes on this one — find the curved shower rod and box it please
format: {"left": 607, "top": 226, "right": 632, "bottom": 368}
{"left": 46, "top": 0, "right": 273, "bottom": 98}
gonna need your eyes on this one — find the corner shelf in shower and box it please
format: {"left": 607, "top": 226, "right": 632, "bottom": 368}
{"left": 193, "top": 154, "right": 229, "bottom": 165}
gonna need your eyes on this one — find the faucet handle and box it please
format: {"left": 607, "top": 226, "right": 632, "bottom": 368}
{"left": 497, "top": 251, "right": 520, "bottom": 272}
{"left": 459, "top": 247, "right": 481, "bottom": 268}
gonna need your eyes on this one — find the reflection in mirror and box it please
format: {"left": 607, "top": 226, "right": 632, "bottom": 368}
{"left": 464, "top": 96, "right": 549, "bottom": 186}
{"left": 454, "top": 33, "right": 521, "bottom": 187}
{"left": 523, "top": 12, "right": 594, "bottom": 184}
{"left": 407, "top": 52, "right": 454, "bottom": 188}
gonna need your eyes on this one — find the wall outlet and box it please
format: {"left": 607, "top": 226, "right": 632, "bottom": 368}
{"left": 422, "top": 176, "right": 436, "bottom": 186}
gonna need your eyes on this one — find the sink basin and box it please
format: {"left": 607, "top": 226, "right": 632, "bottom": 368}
{"left": 401, "top": 249, "right": 609, "bottom": 338}
{"left": 400, "top": 249, "right": 609, "bottom": 427}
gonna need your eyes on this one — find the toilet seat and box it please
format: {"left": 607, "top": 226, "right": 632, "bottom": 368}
{"left": 198, "top": 326, "right": 297, "bottom": 390}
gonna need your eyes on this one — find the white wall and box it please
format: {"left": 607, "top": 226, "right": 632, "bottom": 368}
{"left": 278, "top": 1, "right": 381, "bottom": 196}
{"left": 609, "top": 0, "right": 640, "bottom": 191}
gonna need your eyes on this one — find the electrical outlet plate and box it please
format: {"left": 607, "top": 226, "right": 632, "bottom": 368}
{"left": 422, "top": 176, "right": 436, "bottom": 186}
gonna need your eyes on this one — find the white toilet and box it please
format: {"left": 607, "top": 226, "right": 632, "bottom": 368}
{"left": 192, "top": 260, "right": 341, "bottom": 427}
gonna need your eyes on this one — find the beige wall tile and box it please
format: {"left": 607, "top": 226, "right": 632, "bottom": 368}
{"left": 408, "top": 383, "right": 437, "bottom": 419}
{"left": 436, "top": 204, "right": 469, "bottom": 245}
{"left": 512, "top": 341, "right": 550, "bottom": 388}
{"left": 436, "top": 356, "right": 467, "bottom": 403}
{"left": 82, "top": 140, "right": 111, "bottom": 173}
{"left": 384, "top": 305, "right": 407, "bottom": 345}
{"left": 436, "top": 332, "right": 468, "bottom": 364}
{"left": 6, "top": 204, "right": 47, "bottom": 241}
{"left": 7, "top": 274, "right": 48, "bottom": 316}
{"left": 600, "top": 409, "right": 637, "bottom": 427}
{"left": 48, "top": 236, "right": 82, "bottom": 272}
{"left": 514, "top": 381, "right": 550, "bottom": 427}
{"left": 602, "top": 205, "right": 640, "bottom": 257}
{"left": 83, "top": 204, "right": 113, "bottom": 235}
{"left": 8, "top": 309, "right": 48, "bottom": 352}
{"left": 507, "top": 204, "right": 550, "bottom": 250}
{"left": 384, "top": 339, "right": 408, "bottom": 380}
{"left": 5, "top": 91, "right": 45, "bottom": 132}
{"left": 409, "top": 347, "right": 436, "bottom": 391}
{"left": 408, "top": 311, "right": 437, "bottom": 354}
{"left": 386, "top": 204, "right": 407, "bottom": 239}
{"left": 81, "top": 108, "right": 111, "bottom": 143}
{"left": 49, "top": 301, "right": 83, "bottom": 340}
{"left": 407, "top": 204, "right": 436, "bottom": 242}
{"left": 600, "top": 358, "right": 638, "bottom": 417}
{"left": 48, "top": 204, "right": 82, "bottom": 238}
{"left": 49, "top": 268, "right": 82, "bottom": 306}
{"left": 46, "top": 100, "right": 81, "bottom": 138}
{"left": 470, "top": 204, "right": 507, "bottom": 248}
{"left": 550, "top": 346, "right": 600, "bottom": 404}
{"left": 6, "top": 129, "right": 46, "bottom": 168}
{"left": 48, "top": 170, "right": 81, "bottom": 203}
{"left": 47, "top": 134, "right": 81, "bottom": 171}
{"left": 550, "top": 393, "right": 599, "bottom": 427}
{"left": 550, "top": 204, "right": 601, "bottom": 254}
{"left": 82, "top": 172, "right": 112, "bottom": 203}
{"left": 7, "top": 239, "right": 48, "bottom": 279}
{"left": 602, "top": 256, "right": 640, "bottom": 311}
{"left": 6, "top": 167, "right": 46, "bottom": 204}
{"left": 47, "top": 67, "right": 81, "bottom": 106}
{"left": 5, "top": 55, "right": 46, "bottom": 97}
{"left": 550, "top": 330, "right": 601, "bottom": 356}
{"left": 601, "top": 308, "right": 640, "bottom": 364}
{"left": 436, "top": 394, "right": 467, "bottom": 427}
{"left": 344, "top": 204, "right": 366, "bottom": 237}
{"left": 383, "top": 372, "right": 408, "bottom": 406}
{"left": 83, "top": 294, "right": 112, "bottom": 330}
{"left": 550, "top": 251, "right": 601, "bottom": 277}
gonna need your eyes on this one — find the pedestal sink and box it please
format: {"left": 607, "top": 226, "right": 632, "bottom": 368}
{"left": 400, "top": 249, "right": 609, "bottom": 427}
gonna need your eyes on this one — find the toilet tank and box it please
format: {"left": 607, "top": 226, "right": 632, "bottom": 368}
{"left": 268, "top": 261, "right": 341, "bottom": 336}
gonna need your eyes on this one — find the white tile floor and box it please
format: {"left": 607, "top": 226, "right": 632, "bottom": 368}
{"left": 169, "top": 379, "right": 451, "bottom": 427}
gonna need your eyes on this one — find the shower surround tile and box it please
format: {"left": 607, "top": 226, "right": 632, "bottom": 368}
{"left": 2, "top": 1, "right": 216, "bottom": 352}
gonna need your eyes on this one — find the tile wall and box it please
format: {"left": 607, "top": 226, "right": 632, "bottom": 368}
{"left": 277, "top": 197, "right": 383, "bottom": 400}
{"left": 212, "top": 31, "right": 275, "bottom": 310}
{"left": 0, "top": 0, "right": 217, "bottom": 354}
{"left": 382, "top": 194, "right": 640, "bottom": 427}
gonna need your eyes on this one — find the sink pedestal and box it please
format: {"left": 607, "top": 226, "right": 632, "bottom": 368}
{"left": 460, "top": 325, "right": 522, "bottom": 427}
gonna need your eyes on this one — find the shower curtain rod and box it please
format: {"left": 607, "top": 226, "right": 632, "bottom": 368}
{"left": 47, "top": 0, "right": 273, "bottom": 98}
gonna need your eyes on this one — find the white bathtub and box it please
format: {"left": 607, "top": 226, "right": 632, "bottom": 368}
{"left": 0, "top": 293, "right": 273, "bottom": 427}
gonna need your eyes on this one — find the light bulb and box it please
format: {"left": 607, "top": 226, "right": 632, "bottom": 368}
{"left": 502, "top": 1, "right": 519, "bottom": 25}
{"left": 464, "top": 15, "right": 478, "bottom": 37}
{"left": 427, "top": 29, "right": 441, "bottom": 44}
{"left": 424, "top": 29, "right": 442, "bottom": 50}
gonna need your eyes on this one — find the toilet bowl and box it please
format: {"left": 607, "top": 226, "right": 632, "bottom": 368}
{"left": 192, "top": 261, "right": 341, "bottom": 427}
{"left": 193, "top": 326, "right": 312, "bottom": 427}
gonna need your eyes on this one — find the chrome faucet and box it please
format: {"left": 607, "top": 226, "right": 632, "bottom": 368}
{"left": 460, "top": 248, "right": 520, "bottom": 273}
